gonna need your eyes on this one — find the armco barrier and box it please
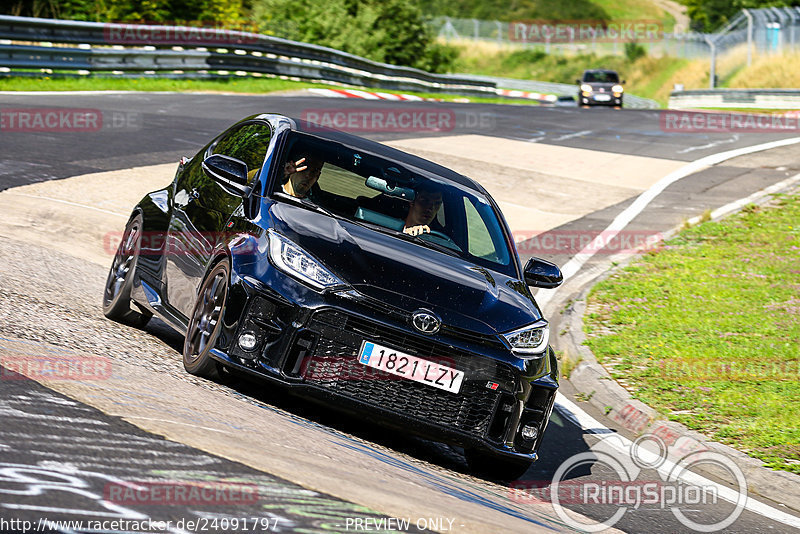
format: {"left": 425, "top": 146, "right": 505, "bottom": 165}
{"left": 0, "top": 15, "right": 495, "bottom": 96}
{"left": 669, "top": 89, "right": 800, "bottom": 109}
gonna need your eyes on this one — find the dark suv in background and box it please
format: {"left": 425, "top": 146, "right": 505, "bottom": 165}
{"left": 577, "top": 69, "right": 625, "bottom": 107}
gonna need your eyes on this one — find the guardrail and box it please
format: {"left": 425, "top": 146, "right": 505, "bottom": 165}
{"left": 0, "top": 15, "right": 496, "bottom": 96}
{"left": 669, "top": 89, "right": 800, "bottom": 109}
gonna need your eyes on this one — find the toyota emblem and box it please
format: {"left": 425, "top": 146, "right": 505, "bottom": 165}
{"left": 411, "top": 309, "right": 441, "bottom": 334}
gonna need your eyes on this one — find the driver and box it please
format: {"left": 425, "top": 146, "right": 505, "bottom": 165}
{"left": 403, "top": 184, "right": 444, "bottom": 236}
{"left": 282, "top": 152, "right": 323, "bottom": 198}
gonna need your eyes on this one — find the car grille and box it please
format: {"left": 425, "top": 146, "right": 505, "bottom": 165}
{"left": 300, "top": 310, "right": 517, "bottom": 438}
{"left": 352, "top": 290, "right": 505, "bottom": 350}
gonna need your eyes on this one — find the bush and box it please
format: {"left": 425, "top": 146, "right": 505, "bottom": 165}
{"left": 625, "top": 42, "right": 647, "bottom": 62}
{"left": 252, "top": 0, "right": 457, "bottom": 73}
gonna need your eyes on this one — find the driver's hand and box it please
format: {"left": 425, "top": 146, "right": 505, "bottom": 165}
{"left": 403, "top": 225, "right": 430, "bottom": 236}
{"left": 284, "top": 157, "right": 308, "bottom": 176}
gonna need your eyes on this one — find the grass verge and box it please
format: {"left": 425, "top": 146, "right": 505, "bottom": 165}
{"left": 584, "top": 193, "right": 800, "bottom": 474}
{"left": 450, "top": 42, "right": 685, "bottom": 105}
{"left": 0, "top": 74, "right": 541, "bottom": 106}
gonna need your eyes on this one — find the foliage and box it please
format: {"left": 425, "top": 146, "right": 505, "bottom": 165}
{"left": 624, "top": 41, "right": 647, "bottom": 61}
{"left": 419, "top": 0, "right": 610, "bottom": 23}
{"left": 1, "top": 0, "right": 245, "bottom": 24}
{"left": 680, "top": 0, "right": 800, "bottom": 32}
{"left": 251, "top": 0, "right": 457, "bottom": 72}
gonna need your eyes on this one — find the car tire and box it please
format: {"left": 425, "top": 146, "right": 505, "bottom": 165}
{"left": 183, "top": 259, "right": 230, "bottom": 378}
{"left": 464, "top": 448, "right": 533, "bottom": 481}
{"left": 102, "top": 214, "right": 152, "bottom": 328}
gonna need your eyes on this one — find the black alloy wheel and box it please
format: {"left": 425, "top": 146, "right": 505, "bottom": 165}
{"left": 102, "top": 214, "right": 152, "bottom": 328}
{"left": 183, "top": 259, "right": 230, "bottom": 378}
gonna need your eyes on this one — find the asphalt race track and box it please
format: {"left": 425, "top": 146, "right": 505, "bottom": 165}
{"left": 1, "top": 92, "right": 799, "bottom": 534}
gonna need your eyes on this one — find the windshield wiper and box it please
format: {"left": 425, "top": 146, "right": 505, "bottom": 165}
{"left": 400, "top": 232, "right": 461, "bottom": 258}
{"left": 275, "top": 192, "right": 336, "bottom": 218}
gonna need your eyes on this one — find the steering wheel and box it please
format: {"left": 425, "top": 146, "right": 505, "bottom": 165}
{"left": 421, "top": 230, "right": 462, "bottom": 252}
{"left": 425, "top": 230, "right": 451, "bottom": 241}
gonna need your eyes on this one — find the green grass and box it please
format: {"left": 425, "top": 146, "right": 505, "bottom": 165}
{"left": 590, "top": 0, "right": 675, "bottom": 29}
{"left": 584, "top": 195, "right": 800, "bottom": 474}
{"left": 0, "top": 74, "right": 541, "bottom": 106}
{"left": 452, "top": 46, "right": 683, "bottom": 105}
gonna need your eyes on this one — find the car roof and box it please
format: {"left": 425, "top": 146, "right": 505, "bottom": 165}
{"left": 276, "top": 116, "right": 489, "bottom": 195}
{"left": 583, "top": 69, "right": 618, "bottom": 74}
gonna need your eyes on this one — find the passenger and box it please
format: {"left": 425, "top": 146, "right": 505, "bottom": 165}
{"left": 282, "top": 153, "right": 323, "bottom": 198}
{"left": 403, "top": 184, "right": 444, "bottom": 236}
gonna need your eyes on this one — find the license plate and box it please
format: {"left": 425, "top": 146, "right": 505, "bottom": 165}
{"left": 358, "top": 341, "right": 464, "bottom": 394}
{"left": 594, "top": 94, "right": 611, "bottom": 101}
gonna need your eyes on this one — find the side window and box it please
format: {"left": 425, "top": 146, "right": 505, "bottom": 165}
{"left": 463, "top": 197, "right": 510, "bottom": 265}
{"left": 211, "top": 123, "right": 272, "bottom": 184}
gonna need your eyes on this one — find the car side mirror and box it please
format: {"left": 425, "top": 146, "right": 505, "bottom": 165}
{"left": 575, "top": 79, "right": 581, "bottom": 84}
{"left": 523, "top": 257, "right": 563, "bottom": 289}
{"left": 202, "top": 154, "right": 251, "bottom": 197}
{"left": 622, "top": 79, "right": 627, "bottom": 84}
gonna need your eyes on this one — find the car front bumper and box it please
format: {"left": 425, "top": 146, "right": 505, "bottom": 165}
{"left": 211, "top": 275, "right": 559, "bottom": 461}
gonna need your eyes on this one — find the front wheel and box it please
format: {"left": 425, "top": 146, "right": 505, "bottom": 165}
{"left": 464, "top": 448, "right": 533, "bottom": 481}
{"left": 183, "top": 259, "right": 230, "bottom": 378}
{"left": 102, "top": 214, "right": 152, "bottom": 328}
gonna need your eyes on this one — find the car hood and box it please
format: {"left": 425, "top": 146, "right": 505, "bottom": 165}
{"left": 268, "top": 203, "right": 542, "bottom": 335}
{"left": 585, "top": 82, "right": 619, "bottom": 91}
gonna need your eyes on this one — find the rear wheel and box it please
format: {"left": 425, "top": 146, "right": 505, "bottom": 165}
{"left": 183, "top": 260, "right": 230, "bottom": 378}
{"left": 464, "top": 448, "right": 533, "bottom": 481}
{"left": 102, "top": 214, "right": 152, "bottom": 328}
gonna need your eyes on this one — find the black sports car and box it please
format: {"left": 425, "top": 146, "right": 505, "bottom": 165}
{"left": 103, "top": 113, "right": 563, "bottom": 480}
{"left": 577, "top": 69, "right": 625, "bottom": 107}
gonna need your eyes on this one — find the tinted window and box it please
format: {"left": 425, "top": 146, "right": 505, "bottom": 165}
{"left": 212, "top": 122, "right": 272, "bottom": 184}
{"left": 583, "top": 71, "right": 619, "bottom": 83}
{"left": 274, "top": 133, "right": 516, "bottom": 277}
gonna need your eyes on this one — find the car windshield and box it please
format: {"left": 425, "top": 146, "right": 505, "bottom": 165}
{"left": 273, "top": 132, "right": 516, "bottom": 277}
{"left": 583, "top": 71, "right": 619, "bottom": 83}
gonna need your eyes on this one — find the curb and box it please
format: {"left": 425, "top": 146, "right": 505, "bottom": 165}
{"left": 549, "top": 178, "right": 800, "bottom": 514}
{"left": 306, "top": 87, "right": 558, "bottom": 103}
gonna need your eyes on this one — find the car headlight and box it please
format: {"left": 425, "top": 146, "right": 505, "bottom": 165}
{"left": 267, "top": 229, "right": 345, "bottom": 290}
{"left": 612, "top": 84, "right": 624, "bottom": 93}
{"left": 502, "top": 320, "right": 550, "bottom": 357}
{"left": 580, "top": 84, "right": 593, "bottom": 93}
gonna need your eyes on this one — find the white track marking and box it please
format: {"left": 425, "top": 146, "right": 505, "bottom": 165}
{"left": 678, "top": 134, "right": 740, "bottom": 154}
{"left": 553, "top": 130, "right": 593, "bottom": 141}
{"left": 536, "top": 136, "right": 800, "bottom": 310}
{"left": 6, "top": 193, "right": 128, "bottom": 218}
